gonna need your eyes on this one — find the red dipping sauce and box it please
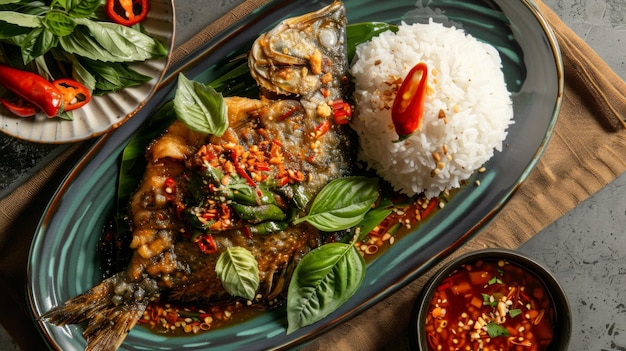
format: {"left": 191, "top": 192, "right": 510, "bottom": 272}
{"left": 425, "top": 258, "right": 555, "bottom": 351}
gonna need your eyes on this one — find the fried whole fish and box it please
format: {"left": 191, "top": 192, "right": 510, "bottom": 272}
{"left": 42, "top": 2, "right": 352, "bottom": 350}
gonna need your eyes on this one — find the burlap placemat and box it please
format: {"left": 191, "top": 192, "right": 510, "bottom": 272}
{"left": 1, "top": 0, "right": 624, "bottom": 350}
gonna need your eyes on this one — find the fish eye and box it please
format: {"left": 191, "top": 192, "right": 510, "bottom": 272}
{"left": 318, "top": 25, "right": 338, "bottom": 49}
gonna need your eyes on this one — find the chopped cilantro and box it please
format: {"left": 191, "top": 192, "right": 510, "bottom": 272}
{"left": 509, "top": 309, "right": 522, "bottom": 318}
{"left": 488, "top": 276, "right": 503, "bottom": 285}
{"left": 482, "top": 293, "right": 497, "bottom": 307}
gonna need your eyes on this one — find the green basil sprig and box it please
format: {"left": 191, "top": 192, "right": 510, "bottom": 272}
{"left": 215, "top": 247, "right": 260, "bottom": 301}
{"left": 286, "top": 242, "right": 365, "bottom": 334}
{"left": 293, "top": 176, "right": 379, "bottom": 232}
{"left": 0, "top": 0, "right": 167, "bottom": 94}
{"left": 174, "top": 73, "right": 228, "bottom": 136}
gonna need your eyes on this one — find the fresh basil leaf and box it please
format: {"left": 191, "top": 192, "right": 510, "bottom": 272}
{"left": 354, "top": 198, "right": 393, "bottom": 241}
{"left": 215, "top": 247, "right": 259, "bottom": 301}
{"left": 346, "top": 22, "right": 397, "bottom": 61}
{"left": 286, "top": 242, "right": 365, "bottom": 334}
{"left": 0, "top": 21, "right": 31, "bottom": 38}
{"left": 63, "top": 54, "right": 96, "bottom": 91}
{"left": 78, "top": 57, "right": 151, "bottom": 94}
{"left": 174, "top": 73, "right": 228, "bottom": 135}
{"left": 60, "top": 18, "right": 167, "bottom": 62}
{"left": 57, "top": 0, "right": 100, "bottom": 18}
{"left": 20, "top": 27, "right": 57, "bottom": 63}
{"left": 43, "top": 10, "right": 76, "bottom": 37}
{"left": 208, "top": 60, "right": 259, "bottom": 98}
{"left": 1, "top": 2, "right": 48, "bottom": 16}
{"left": 55, "top": 110, "right": 74, "bottom": 120}
{"left": 0, "top": 11, "right": 41, "bottom": 28}
{"left": 293, "top": 176, "right": 379, "bottom": 232}
{"left": 486, "top": 322, "right": 510, "bottom": 338}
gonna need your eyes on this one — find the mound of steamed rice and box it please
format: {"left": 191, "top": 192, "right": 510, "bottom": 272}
{"left": 350, "top": 21, "right": 514, "bottom": 199}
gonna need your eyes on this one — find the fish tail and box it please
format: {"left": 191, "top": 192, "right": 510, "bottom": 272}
{"left": 41, "top": 273, "right": 152, "bottom": 351}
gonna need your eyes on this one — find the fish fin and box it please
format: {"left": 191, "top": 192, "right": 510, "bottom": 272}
{"left": 41, "top": 274, "right": 149, "bottom": 351}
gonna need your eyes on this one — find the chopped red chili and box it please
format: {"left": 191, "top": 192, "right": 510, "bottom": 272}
{"left": 420, "top": 198, "right": 439, "bottom": 219}
{"left": 242, "top": 226, "right": 252, "bottom": 239}
{"left": 255, "top": 162, "right": 271, "bottom": 172}
{"left": 163, "top": 177, "right": 177, "bottom": 201}
{"left": 331, "top": 99, "right": 352, "bottom": 124}
{"left": 52, "top": 78, "right": 91, "bottom": 112}
{"left": 105, "top": 0, "right": 149, "bottom": 26}
{"left": 230, "top": 149, "right": 256, "bottom": 187}
{"left": 391, "top": 62, "right": 428, "bottom": 141}
{"left": 277, "top": 106, "right": 300, "bottom": 122}
{"left": 196, "top": 234, "right": 217, "bottom": 254}
{"left": 315, "top": 119, "right": 331, "bottom": 138}
{"left": 1, "top": 97, "right": 38, "bottom": 117}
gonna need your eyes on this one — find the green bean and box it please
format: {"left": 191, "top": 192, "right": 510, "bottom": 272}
{"left": 232, "top": 203, "right": 286, "bottom": 223}
{"left": 227, "top": 184, "right": 277, "bottom": 206}
{"left": 201, "top": 163, "right": 223, "bottom": 185}
{"left": 246, "top": 221, "right": 289, "bottom": 235}
{"left": 290, "top": 183, "right": 310, "bottom": 209}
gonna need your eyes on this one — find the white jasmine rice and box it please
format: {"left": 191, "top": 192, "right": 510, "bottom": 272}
{"left": 350, "top": 21, "right": 514, "bottom": 198}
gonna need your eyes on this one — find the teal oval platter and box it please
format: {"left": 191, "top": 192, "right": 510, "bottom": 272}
{"left": 28, "top": 0, "right": 563, "bottom": 350}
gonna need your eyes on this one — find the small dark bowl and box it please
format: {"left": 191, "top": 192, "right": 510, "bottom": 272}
{"left": 410, "top": 248, "right": 572, "bottom": 351}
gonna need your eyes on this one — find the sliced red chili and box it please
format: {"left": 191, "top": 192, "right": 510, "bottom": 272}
{"left": 1, "top": 97, "right": 38, "bottom": 117}
{"left": 106, "top": 0, "right": 149, "bottom": 26}
{"left": 391, "top": 62, "right": 428, "bottom": 141}
{"left": 52, "top": 78, "right": 91, "bottom": 112}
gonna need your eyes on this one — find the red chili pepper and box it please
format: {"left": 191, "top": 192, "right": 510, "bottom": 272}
{"left": 53, "top": 78, "right": 91, "bottom": 111}
{"left": 332, "top": 99, "right": 352, "bottom": 124}
{"left": 230, "top": 149, "right": 256, "bottom": 187}
{"left": 420, "top": 197, "right": 439, "bottom": 219}
{"left": 0, "top": 64, "right": 63, "bottom": 117}
{"left": 242, "top": 226, "right": 252, "bottom": 239}
{"left": 164, "top": 310, "right": 178, "bottom": 324}
{"left": 0, "top": 97, "right": 38, "bottom": 117}
{"left": 315, "top": 119, "right": 331, "bottom": 138}
{"left": 163, "top": 177, "right": 177, "bottom": 201}
{"left": 391, "top": 62, "right": 428, "bottom": 141}
{"left": 196, "top": 234, "right": 217, "bottom": 254}
{"left": 105, "top": 0, "right": 149, "bottom": 26}
{"left": 277, "top": 106, "right": 300, "bottom": 122}
{"left": 255, "top": 162, "right": 271, "bottom": 171}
